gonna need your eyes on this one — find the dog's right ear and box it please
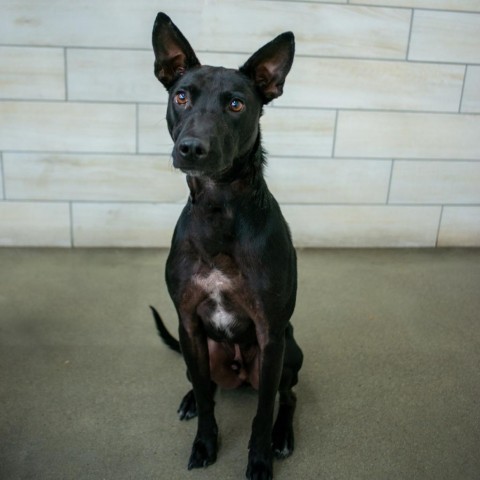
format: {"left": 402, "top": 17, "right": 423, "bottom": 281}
{"left": 152, "top": 12, "right": 200, "bottom": 90}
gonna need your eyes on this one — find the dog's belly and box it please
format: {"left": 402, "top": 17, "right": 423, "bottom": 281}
{"left": 207, "top": 338, "right": 260, "bottom": 390}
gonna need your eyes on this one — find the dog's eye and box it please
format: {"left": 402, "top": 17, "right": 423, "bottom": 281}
{"left": 174, "top": 91, "right": 188, "bottom": 105}
{"left": 229, "top": 98, "right": 244, "bottom": 113}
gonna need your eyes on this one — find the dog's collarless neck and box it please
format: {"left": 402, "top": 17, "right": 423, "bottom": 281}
{"left": 186, "top": 140, "right": 266, "bottom": 207}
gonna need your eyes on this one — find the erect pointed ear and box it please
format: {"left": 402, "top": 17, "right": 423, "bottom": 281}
{"left": 152, "top": 12, "right": 200, "bottom": 90}
{"left": 240, "top": 32, "right": 295, "bottom": 104}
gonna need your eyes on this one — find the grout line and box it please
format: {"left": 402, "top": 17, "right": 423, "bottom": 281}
{"left": 386, "top": 159, "right": 394, "bottom": 205}
{"left": 135, "top": 104, "right": 140, "bottom": 154}
{"left": 0, "top": 98, "right": 166, "bottom": 107}
{"left": 0, "top": 44, "right": 151, "bottom": 52}
{"left": 334, "top": 3, "right": 480, "bottom": 14}
{"left": 0, "top": 150, "right": 479, "bottom": 163}
{"left": 2, "top": 198, "right": 477, "bottom": 208}
{"left": 245, "top": 0, "right": 480, "bottom": 14}
{"left": 331, "top": 110, "right": 339, "bottom": 158}
{"left": 435, "top": 205, "right": 445, "bottom": 247}
{"left": 0, "top": 149, "right": 172, "bottom": 157}
{"left": 458, "top": 65, "right": 468, "bottom": 113}
{"left": 270, "top": 155, "right": 392, "bottom": 162}
{"left": 1, "top": 98, "right": 477, "bottom": 117}
{"left": 1, "top": 43, "right": 480, "bottom": 67}
{"left": 405, "top": 8, "right": 415, "bottom": 61}
{"left": 64, "top": 47, "right": 69, "bottom": 100}
{"left": 0, "top": 152, "right": 5, "bottom": 200}
{"left": 331, "top": 157, "right": 480, "bottom": 164}
{"left": 69, "top": 202, "right": 75, "bottom": 248}
{"left": 271, "top": 106, "right": 479, "bottom": 115}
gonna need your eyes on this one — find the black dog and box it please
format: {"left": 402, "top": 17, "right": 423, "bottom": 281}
{"left": 151, "top": 13, "right": 303, "bottom": 480}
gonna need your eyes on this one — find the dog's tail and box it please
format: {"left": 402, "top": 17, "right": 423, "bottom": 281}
{"left": 149, "top": 306, "right": 181, "bottom": 353}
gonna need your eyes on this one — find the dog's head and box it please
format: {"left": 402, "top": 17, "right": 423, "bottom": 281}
{"left": 152, "top": 12, "right": 294, "bottom": 178}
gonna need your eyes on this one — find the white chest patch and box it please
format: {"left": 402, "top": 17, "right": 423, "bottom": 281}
{"left": 193, "top": 269, "right": 237, "bottom": 335}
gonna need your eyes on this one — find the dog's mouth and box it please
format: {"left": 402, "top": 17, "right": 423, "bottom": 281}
{"left": 176, "top": 162, "right": 233, "bottom": 180}
{"left": 180, "top": 168, "right": 203, "bottom": 177}
{"left": 171, "top": 154, "right": 207, "bottom": 177}
{"left": 170, "top": 154, "right": 202, "bottom": 177}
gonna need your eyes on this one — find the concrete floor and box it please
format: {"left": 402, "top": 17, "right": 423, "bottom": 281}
{"left": 0, "top": 248, "right": 479, "bottom": 480}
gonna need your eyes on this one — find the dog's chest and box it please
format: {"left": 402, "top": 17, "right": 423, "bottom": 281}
{"left": 193, "top": 269, "right": 237, "bottom": 334}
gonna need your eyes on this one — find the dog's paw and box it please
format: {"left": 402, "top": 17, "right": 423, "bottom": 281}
{"left": 188, "top": 434, "right": 217, "bottom": 469}
{"left": 272, "top": 423, "right": 294, "bottom": 459}
{"left": 178, "top": 389, "right": 197, "bottom": 420}
{"left": 246, "top": 449, "right": 273, "bottom": 480}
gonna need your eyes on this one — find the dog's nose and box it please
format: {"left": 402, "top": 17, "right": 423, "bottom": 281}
{"left": 177, "top": 137, "right": 209, "bottom": 162}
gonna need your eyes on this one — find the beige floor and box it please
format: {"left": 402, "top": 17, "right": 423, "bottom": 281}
{"left": 1, "top": 248, "right": 479, "bottom": 479}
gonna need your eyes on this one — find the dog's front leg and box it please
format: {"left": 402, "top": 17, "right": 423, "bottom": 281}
{"left": 246, "top": 328, "right": 286, "bottom": 480}
{"left": 178, "top": 315, "right": 218, "bottom": 469}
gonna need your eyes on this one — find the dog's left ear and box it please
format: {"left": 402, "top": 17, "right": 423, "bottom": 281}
{"left": 240, "top": 32, "right": 295, "bottom": 103}
{"left": 152, "top": 12, "right": 200, "bottom": 90}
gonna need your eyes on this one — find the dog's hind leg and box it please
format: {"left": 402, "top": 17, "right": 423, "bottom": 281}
{"left": 272, "top": 324, "right": 303, "bottom": 459}
{"left": 178, "top": 381, "right": 217, "bottom": 421}
{"left": 272, "top": 387, "right": 297, "bottom": 459}
{"left": 178, "top": 389, "right": 197, "bottom": 420}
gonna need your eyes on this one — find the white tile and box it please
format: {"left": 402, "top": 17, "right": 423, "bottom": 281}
{"left": 284, "top": 58, "right": 464, "bottom": 111}
{"left": 409, "top": 10, "right": 480, "bottom": 64}
{"left": 350, "top": 0, "right": 480, "bottom": 12}
{"left": 69, "top": 48, "right": 466, "bottom": 112}
{"left": 438, "top": 207, "right": 480, "bottom": 247}
{"left": 140, "top": 104, "right": 334, "bottom": 162}
{"left": 0, "top": 102, "right": 135, "bottom": 153}
{"left": 199, "top": 53, "right": 246, "bottom": 70}
{"left": 266, "top": 158, "right": 391, "bottom": 204}
{"left": 68, "top": 49, "right": 161, "bottom": 103}
{"left": 261, "top": 109, "right": 336, "bottom": 158}
{"left": 0, "top": 202, "right": 70, "bottom": 247}
{"left": 197, "top": 1, "right": 411, "bottom": 59}
{"left": 3, "top": 153, "right": 187, "bottom": 202}
{"left": 138, "top": 104, "right": 173, "bottom": 155}
{"left": 67, "top": 49, "right": 463, "bottom": 112}
{"left": 336, "top": 112, "right": 480, "bottom": 160}
{"left": 0, "top": 46, "right": 65, "bottom": 100}
{"left": 461, "top": 66, "right": 480, "bottom": 114}
{"left": 282, "top": 205, "right": 441, "bottom": 247}
{"left": 139, "top": 104, "right": 334, "bottom": 159}
{"left": 0, "top": 0, "right": 202, "bottom": 49}
{"left": 390, "top": 161, "right": 480, "bottom": 204}
{"left": 73, "top": 203, "right": 442, "bottom": 248}
{"left": 72, "top": 203, "right": 184, "bottom": 247}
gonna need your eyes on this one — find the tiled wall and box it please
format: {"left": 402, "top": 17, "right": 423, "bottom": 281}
{"left": 0, "top": 0, "right": 479, "bottom": 247}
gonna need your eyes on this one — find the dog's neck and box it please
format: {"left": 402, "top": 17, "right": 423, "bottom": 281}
{"left": 186, "top": 134, "right": 267, "bottom": 208}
